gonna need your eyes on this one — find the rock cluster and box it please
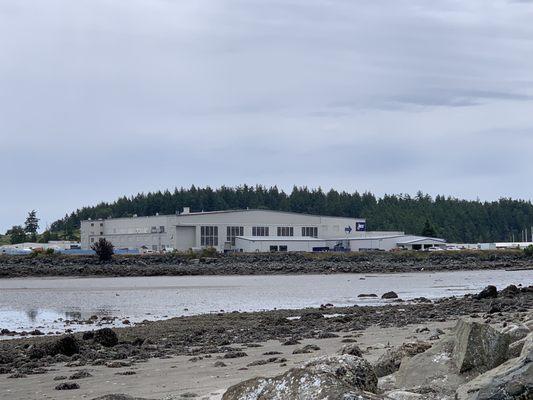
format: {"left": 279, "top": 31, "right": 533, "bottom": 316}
{"left": 1, "top": 251, "right": 531, "bottom": 278}
{"left": 222, "top": 314, "right": 533, "bottom": 400}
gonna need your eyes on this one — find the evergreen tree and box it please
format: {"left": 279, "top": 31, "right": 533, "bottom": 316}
{"left": 421, "top": 218, "right": 437, "bottom": 237}
{"left": 7, "top": 225, "right": 27, "bottom": 244}
{"left": 24, "top": 210, "right": 39, "bottom": 241}
{"left": 47, "top": 185, "right": 533, "bottom": 243}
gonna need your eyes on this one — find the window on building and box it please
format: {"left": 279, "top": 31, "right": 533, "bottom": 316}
{"left": 276, "top": 227, "right": 294, "bottom": 236}
{"left": 100, "top": 223, "right": 103, "bottom": 227}
{"left": 100, "top": 232, "right": 103, "bottom": 235}
{"left": 279, "top": 245, "right": 288, "bottom": 252}
{"left": 201, "top": 226, "right": 218, "bottom": 246}
{"left": 90, "top": 223, "right": 94, "bottom": 227}
{"left": 90, "top": 238, "right": 94, "bottom": 243}
{"left": 227, "top": 226, "right": 244, "bottom": 245}
{"left": 269, "top": 245, "right": 278, "bottom": 252}
{"left": 159, "top": 226, "right": 165, "bottom": 233}
{"left": 252, "top": 226, "right": 269, "bottom": 236}
{"left": 150, "top": 226, "right": 157, "bottom": 233}
{"left": 302, "top": 227, "right": 318, "bottom": 238}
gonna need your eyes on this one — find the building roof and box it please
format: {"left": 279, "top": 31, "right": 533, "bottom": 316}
{"left": 396, "top": 236, "right": 446, "bottom": 244}
{"left": 81, "top": 208, "right": 365, "bottom": 223}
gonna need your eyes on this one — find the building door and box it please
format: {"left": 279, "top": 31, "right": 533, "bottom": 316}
{"left": 175, "top": 226, "right": 196, "bottom": 250}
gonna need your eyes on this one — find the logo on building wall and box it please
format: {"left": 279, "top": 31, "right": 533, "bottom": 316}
{"left": 356, "top": 222, "right": 366, "bottom": 231}
{"left": 344, "top": 226, "right": 352, "bottom": 233}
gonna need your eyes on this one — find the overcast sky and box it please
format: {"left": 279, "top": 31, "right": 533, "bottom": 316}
{"left": 1, "top": 0, "right": 533, "bottom": 232}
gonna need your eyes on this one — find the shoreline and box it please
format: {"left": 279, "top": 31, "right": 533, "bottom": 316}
{"left": 1, "top": 250, "right": 532, "bottom": 279}
{"left": 0, "top": 284, "right": 531, "bottom": 399}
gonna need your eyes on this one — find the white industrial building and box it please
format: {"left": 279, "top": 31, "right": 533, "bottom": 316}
{"left": 80, "top": 208, "right": 445, "bottom": 253}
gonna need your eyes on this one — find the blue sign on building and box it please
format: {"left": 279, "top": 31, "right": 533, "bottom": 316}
{"left": 356, "top": 222, "right": 366, "bottom": 231}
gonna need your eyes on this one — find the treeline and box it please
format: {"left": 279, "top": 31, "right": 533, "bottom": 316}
{"left": 49, "top": 185, "right": 533, "bottom": 243}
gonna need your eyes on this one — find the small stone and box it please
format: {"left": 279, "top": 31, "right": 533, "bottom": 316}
{"left": 55, "top": 382, "right": 80, "bottom": 390}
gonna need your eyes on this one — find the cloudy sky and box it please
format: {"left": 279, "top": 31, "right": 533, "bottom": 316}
{"left": 1, "top": 0, "right": 533, "bottom": 232}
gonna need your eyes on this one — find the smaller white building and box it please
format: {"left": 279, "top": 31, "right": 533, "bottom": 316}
{"left": 0, "top": 241, "right": 80, "bottom": 255}
{"left": 235, "top": 234, "right": 446, "bottom": 252}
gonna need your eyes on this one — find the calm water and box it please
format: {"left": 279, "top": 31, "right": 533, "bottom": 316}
{"left": 0, "top": 269, "right": 531, "bottom": 336}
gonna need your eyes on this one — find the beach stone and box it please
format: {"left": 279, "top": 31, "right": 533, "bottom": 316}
{"left": 499, "top": 285, "right": 520, "bottom": 298}
{"left": 292, "top": 344, "right": 320, "bottom": 354}
{"left": 358, "top": 294, "right": 378, "bottom": 298}
{"left": 93, "top": 328, "right": 118, "bottom": 347}
{"left": 50, "top": 335, "right": 80, "bottom": 356}
{"left": 455, "top": 332, "right": 532, "bottom": 399}
{"left": 385, "top": 390, "right": 424, "bottom": 399}
{"left": 55, "top": 382, "right": 80, "bottom": 390}
{"left": 453, "top": 319, "right": 510, "bottom": 373}
{"left": 509, "top": 337, "right": 526, "bottom": 358}
{"left": 91, "top": 395, "right": 151, "bottom": 400}
{"left": 475, "top": 285, "right": 498, "bottom": 300}
{"left": 222, "top": 354, "right": 379, "bottom": 399}
{"left": 502, "top": 323, "right": 530, "bottom": 343}
{"left": 339, "top": 343, "right": 363, "bottom": 357}
{"left": 382, "top": 291, "right": 399, "bottom": 299}
{"left": 373, "top": 341, "right": 432, "bottom": 377}
{"left": 69, "top": 369, "right": 93, "bottom": 379}
{"left": 82, "top": 331, "right": 94, "bottom": 340}
{"left": 223, "top": 351, "right": 247, "bottom": 359}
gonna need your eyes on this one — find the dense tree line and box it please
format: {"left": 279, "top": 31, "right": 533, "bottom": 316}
{"left": 49, "top": 185, "right": 533, "bottom": 243}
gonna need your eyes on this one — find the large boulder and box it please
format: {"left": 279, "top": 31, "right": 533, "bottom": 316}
{"left": 453, "top": 319, "right": 510, "bottom": 373}
{"left": 93, "top": 328, "right": 118, "bottom": 347}
{"left": 474, "top": 286, "right": 498, "bottom": 300}
{"left": 49, "top": 335, "right": 80, "bottom": 356}
{"left": 373, "top": 342, "right": 432, "bottom": 378}
{"left": 455, "top": 332, "right": 532, "bottom": 399}
{"left": 395, "top": 319, "right": 511, "bottom": 395}
{"left": 222, "top": 354, "right": 379, "bottom": 400}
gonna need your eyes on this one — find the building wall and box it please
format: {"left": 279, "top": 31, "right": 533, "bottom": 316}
{"left": 81, "top": 215, "right": 175, "bottom": 251}
{"left": 235, "top": 238, "right": 327, "bottom": 252}
{"left": 80, "top": 210, "right": 366, "bottom": 251}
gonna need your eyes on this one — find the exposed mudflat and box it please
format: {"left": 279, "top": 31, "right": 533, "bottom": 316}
{"left": 0, "top": 251, "right": 532, "bottom": 278}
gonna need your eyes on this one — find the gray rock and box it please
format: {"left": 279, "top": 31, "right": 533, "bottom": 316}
{"left": 455, "top": 332, "right": 532, "bottom": 399}
{"left": 474, "top": 285, "right": 498, "bottom": 300}
{"left": 292, "top": 344, "right": 320, "bottom": 354}
{"left": 55, "top": 382, "right": 80, "bottom": 390}
{"left": 91, "top": 395, "right": 153, "bottom": 400}
{"left": 373, "top": 342, "right": 432, "bottom": 378}
{"left": 93, "top": 328, "right": 118, "bottom": 347}
{"left": 509, "top": 337, "right": 526, "bottom": 359}
{"left": 382, "top": 291, "right": 399, "bottom": 299}
{"left": 339, "top": 343, "right": 363, "bottom": 357}
{"left": 502, "top": 324, "right": 530, "bottom": 343}
{"left": 222, "top": 354, "right": 379, "bottom": 399}
{"left": 396, "top": 319, "right": 511, "bottom": 395}
{"left": 453, "top": 319, "right": 510, "bottom": 373}
{"left": 385, "top": 390, "right": 424, "bottom": 399}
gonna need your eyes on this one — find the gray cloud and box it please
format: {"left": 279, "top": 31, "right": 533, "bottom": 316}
{"left": 1, "top": 0, "right": 533, "bottom": 231}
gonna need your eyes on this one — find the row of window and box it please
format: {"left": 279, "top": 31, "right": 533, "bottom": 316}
{"left": 200, "top": 226, "right": 218, "bottom": 246}
{"left": 90, "top": 225, "right": 319, "bottom": 246}
{"left": 206, "top": 225, "right": 318, "bottom": 245}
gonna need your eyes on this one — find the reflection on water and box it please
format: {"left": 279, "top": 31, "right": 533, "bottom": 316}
{"left": 0, "top": 269, "right": 531, "bottom": 336}
{"left": 26, "top": 309, "right": 39, "bottom": 322}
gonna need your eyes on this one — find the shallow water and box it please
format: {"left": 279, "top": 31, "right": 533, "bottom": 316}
{"left": 0, "top": 269, "right": 531, "bottom": 336}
